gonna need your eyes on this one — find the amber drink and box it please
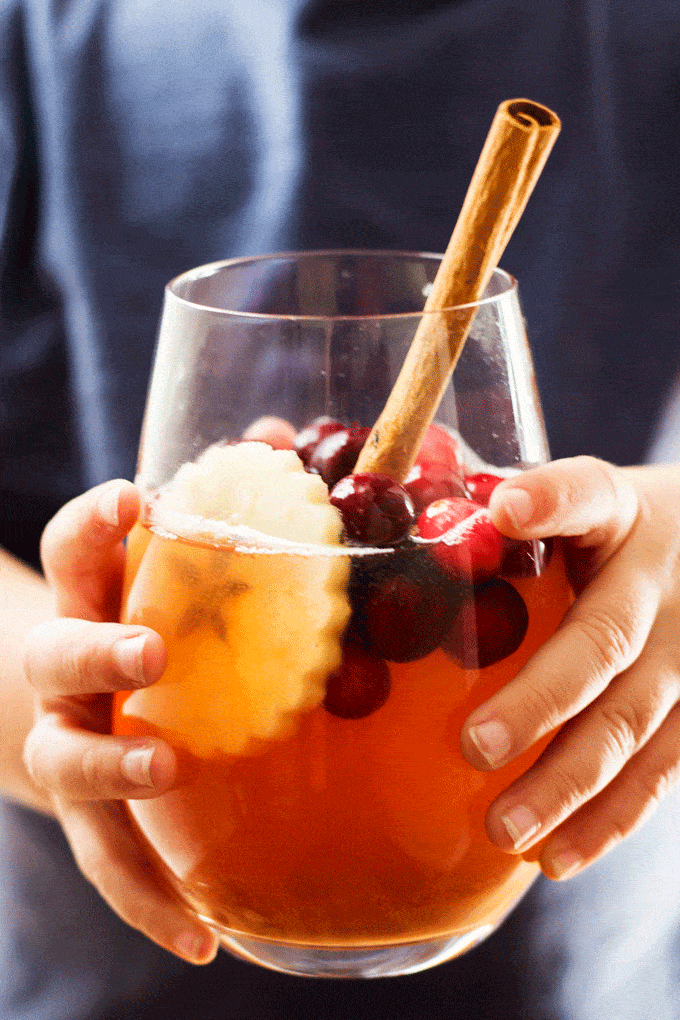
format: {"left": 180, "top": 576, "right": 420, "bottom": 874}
{"left": 113, "top": 252, "right": 572, "bottom": 977}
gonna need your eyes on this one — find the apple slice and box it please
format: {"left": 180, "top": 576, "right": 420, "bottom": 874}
{"left": 121, "top": 443, "right": 351, "bottom": 756}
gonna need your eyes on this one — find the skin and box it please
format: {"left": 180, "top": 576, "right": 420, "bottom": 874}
{"left": 8, "top": 456, "right": 680, "bottom": 961}
{"left": 10, "top": 482, "right": 219, "bottom": 965}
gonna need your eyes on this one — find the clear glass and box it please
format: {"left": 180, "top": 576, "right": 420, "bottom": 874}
{"left": 113, "top": 251, "right": 573, "bottom": 978}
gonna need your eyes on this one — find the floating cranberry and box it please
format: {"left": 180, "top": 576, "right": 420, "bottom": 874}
{"left": 361, "top": 574, "right": 456, "bottom": 663}
{"left": 346, "top": 545, "right": 465, "bottom": 662}
{"left": 404, "top": 463, "right": 467, "bottom": 514}
{"left": 323, "top": 642, "right": 391, "bottom": 719}
{"left": 415, "top": 423, "right": 461, "bottom": 473}
{"left": 308, "top": 425, "right": 371, "bottom": 488}
{"left": 444, "top": 578, "right": 529, "bottom": 669}
{"left": 330, "top": 472, "right": 415, "bottom": 546}
{"left": 294, "top": 416, "right": 345, "bottom": 467}
{"left": 464, "top": 472, "right": 503, "bottom": 506}
{"left": 348, "top": 543, "right": 455, "bottom": 609}
{"left": 241, "top": 415, "right": 297, "bottom": 450}
{"left": 502, "top": 537, "right": 554, "bottom": 578}
{"left": 417, "top": 497, "right": 506, "bottom": 582}
{"left": 418, "top": 496, "right": 476, "bottom": 536}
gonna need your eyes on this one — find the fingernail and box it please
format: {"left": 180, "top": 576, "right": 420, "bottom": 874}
{"left": 98, "top": 484, "right": 121, "bottom": 527}
{"left": 113, "top": 634, "right": 147, "bottom": 685}
{"left": 121, "top": 746, "right": 156, "bottom": 787}
{"left": 468, "top": 719, "right": 513, "bottom": 767}
{"left": 549, "top": 849, "right": 583, "bottom": 880}
{"left": 501, "top": 488, "right": 534, "bottom": 528}
{"left": 175, "top": 929, "right": 218, "bottom": 964}
{"left": 500, "top": 804, "right": 541, "bottom": 849}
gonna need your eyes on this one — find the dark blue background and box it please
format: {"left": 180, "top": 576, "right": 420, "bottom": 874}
{"left": 2, "top": 2, "right": 680, "bottom": 1017}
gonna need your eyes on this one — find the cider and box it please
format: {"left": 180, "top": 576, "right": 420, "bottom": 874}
{"left": 114, "top": 519, "right": 573, "bottom": 949}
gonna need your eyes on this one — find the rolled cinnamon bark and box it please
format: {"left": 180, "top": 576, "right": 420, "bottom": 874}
{"left": 354, "top": 99, "right": 561, "bottom": 481}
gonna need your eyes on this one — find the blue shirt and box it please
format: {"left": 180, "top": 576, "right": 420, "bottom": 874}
{"left": 2, "top": 1, "right": 680, "bottom": 1016}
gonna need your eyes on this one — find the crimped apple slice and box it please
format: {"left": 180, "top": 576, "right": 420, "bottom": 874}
{"left": 120, "top": 443, "right": 350, "bottom": 756}
{"left": 162, "top": 442, "right": 343, "bottom": 545}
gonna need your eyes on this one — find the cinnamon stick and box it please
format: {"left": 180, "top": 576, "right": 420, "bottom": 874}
{"left": 354, "top": 99, "right": 561, "bottom": 481}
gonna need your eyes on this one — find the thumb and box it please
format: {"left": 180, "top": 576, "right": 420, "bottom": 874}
{"left": 488, "top": 456, "right": 639, "bottom": 555}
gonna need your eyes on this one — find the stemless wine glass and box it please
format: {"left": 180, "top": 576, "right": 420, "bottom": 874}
{"left": 113, "top": 251, "right": 573, "bottom": 979}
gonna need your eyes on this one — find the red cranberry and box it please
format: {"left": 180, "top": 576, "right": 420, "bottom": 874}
{"left": 417, "top": 497, "right": 506, "bottom": 582}
{"left": 330, "top": 472, "right": 415, "bottom": 546}
{"left": 415, "top": 423, "right": 461, "bottom": 473}
{"left": 404, "top": 463, "right": 467, "bottom": 514}
{"left": 361, "top": 574, "right": 455, "bottom": 663}
{"left": 241, "top": 415, "right": 297, "bottom": 450}
{"left": 323, "top": 642, "right": 391, "bottom": 719}
{"left": 444, "top": 579, "right": 529, "bottom": 669}
{"left": 294, "top": 416, "right": 345, "bottom": 467}
{"left": 308, "top": 425, "right": 371, "bottom": 489}
{"left": 464, "top": 472, "right": 503, "bottom": 506}
{"left": 348, "top": 543, "right": 459, "bottom": 615}
{"left": 502, "top": 537, "right": 554, "bottom": 578}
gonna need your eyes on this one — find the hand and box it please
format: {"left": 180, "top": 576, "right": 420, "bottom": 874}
{"left": 22, "top": 481, "right": 220, "bottom": 964}
{"left": 460, "top": 456, "right": 680, "bottom": 881}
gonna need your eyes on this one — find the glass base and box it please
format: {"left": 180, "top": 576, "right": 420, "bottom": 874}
{"left": 208, "top": 923, "right": 498, "bottom": 978}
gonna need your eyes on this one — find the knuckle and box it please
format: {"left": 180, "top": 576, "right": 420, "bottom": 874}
{"left": 24, "top": 619, "right": 109, "bottom": 695}
{"left": 63, "top": 633, "right": 99, "bottom": 692}
{"left": 556, "top": 456, "right": 614, "bottom": 508}
{"left": 597, "top": 702, "right": 652, "bottom": 761}
{"left": 39, "top": 515, "right": 60, "bottom": 571}
{"left": 80, "top": 747, "right": 109, "bottom": 795}
{"left": 519, "top": 677, "right": 568, "bottom": 734}
{"left": 22, "top": 715, "right": 64, "bottom": 792}
{"left": 573, "top": 608, "right": 635, "bottom": 678}
{"left": 517, "top": 673, "right": 570, "bottom": 738}
{"left": 571, "top": 455, "right": 619, "bottom": 498}
{"left": 600, "top": 817, "right": 630, "bottom": 849}
{"left": 581, "top": 455, "right": 618, "bottom": 490}
{"left": 634, "top": 759, "right": 680, "bottom": 808}
{"left": 22, "top": 622, "right": 52, "bottom": 688}
{"left": 21, "top": 729, "right": 43, "bottom": 786}
{"left": 115, "top": 894, "right": 160, "bottom": 936}
{"left": 22, "top": 645, "right": 37, "bottom": 689}
{"left": 546, "top": 761, "right": 591, "bottom": 817}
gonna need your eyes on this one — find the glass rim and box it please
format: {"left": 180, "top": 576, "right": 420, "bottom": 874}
{"left": 165, "top": 249, "right": 518, "bottom": 321}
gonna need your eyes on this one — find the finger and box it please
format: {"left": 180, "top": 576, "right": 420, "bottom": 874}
{"left": 41, "top": 480, "right": 141, "bottom": 621}
{"left": 24, "top": 711, "right": 178, "bottom": 801}
{"left": 537, "top": 702, "right": 680, "bottom": 880}
{"left": 57, "top": 798, "right": 219, "bottom": 964}
{"left": 24, "top": 617, "right": 166, "bottom": 696}
{"left": 481, "top": 647, "right": 680, "bottom": 854}
{"left": 461, "top": 551, "right": 660, "bottom": 772}
{"left": 488, "top": 456, "right": 638, "bottom": 555}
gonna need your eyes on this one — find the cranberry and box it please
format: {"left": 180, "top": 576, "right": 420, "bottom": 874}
{"left": 308, "top": 425, "right": 371, "bottom": 488}
{"left": 241, "top": 416, "right": 297, "bottom": 450}
{"left": 323, "top": 642, "right": 391, "bottom": 719}
{"left": 417, "top": 497, "right": 506, "bottom": 582}
{"left": 349, "top": 543, "right": 453, "bottom": 605}
{"left": 294, "top": 416, "right": 345, "bottom": 467}
{"left": 464, "top": 472, "right": 503, "bottom": 506}
{"left": 404, "top": 463, "right": 467, "bottom": 514}
{"left": 415, "top": 423, "right": 461, "bottom": 473}
{"left": 361, "top": 574, "right": 456, "bottom": 663}
{"left": 444, "top": 579, "right": 529, "bottom": 669}
{"left": 502, "top": 537, "right": 554, "bottom": 578}
{"left": 330, "top": 472, "right": 415, "bottom": 546}
{"left": 347, "top": 545, "right": 464, "bottom": 660}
